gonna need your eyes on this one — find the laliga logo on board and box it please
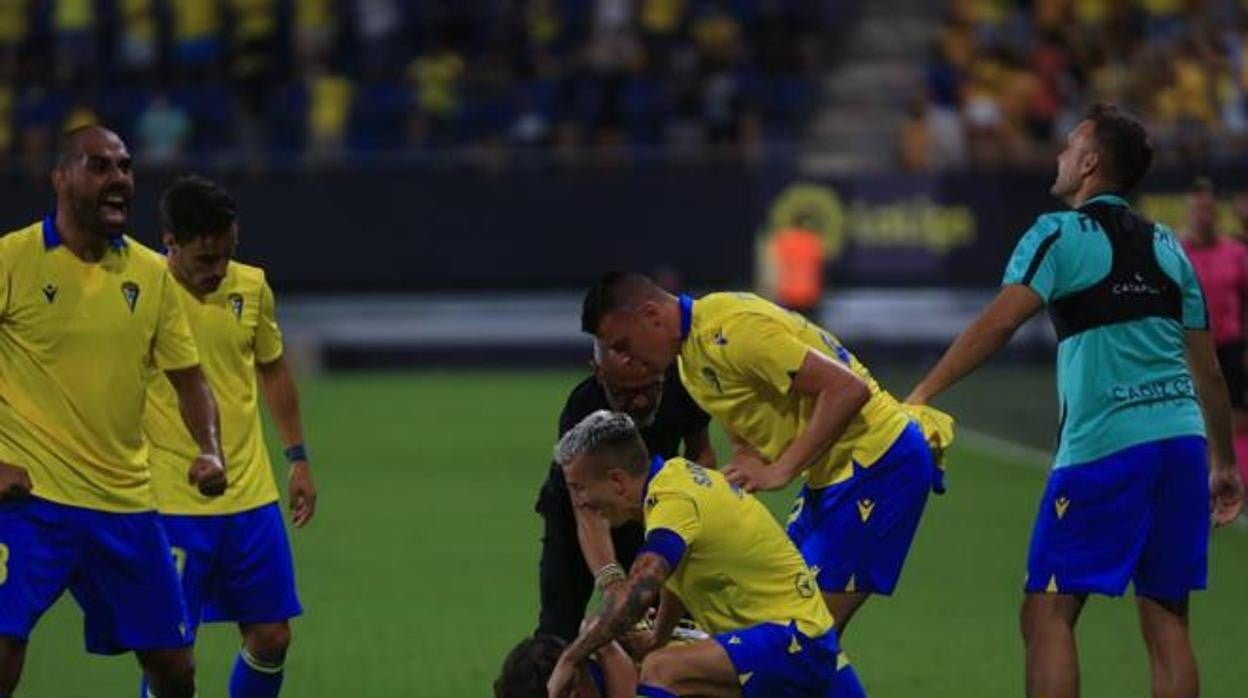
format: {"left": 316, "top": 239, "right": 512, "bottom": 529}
{"left": 762, "top": 182, "right": 977, "bottom": 261}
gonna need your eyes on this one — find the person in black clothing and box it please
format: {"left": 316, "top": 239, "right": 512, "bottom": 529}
{"left": 535, "top": 345, "right": 714, "bottom": 642}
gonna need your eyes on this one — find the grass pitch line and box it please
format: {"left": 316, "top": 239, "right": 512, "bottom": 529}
{"left": 959, "top": 427, "right": 1051, "bottom": 470}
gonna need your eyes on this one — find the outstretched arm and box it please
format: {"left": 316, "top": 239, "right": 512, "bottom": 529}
{"left": 907, "top": 285, "right": 1044, "bottom": 405}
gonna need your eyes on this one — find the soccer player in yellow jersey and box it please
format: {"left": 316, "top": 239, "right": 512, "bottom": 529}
{"left": 546, "top": 411, "right": 865, "bottom": 698}
{"left": 582, "top": 273, "right": 941, "bottom": 633}
{"left": 0, "top": 126, "right": 226, "bottom": 698}
{"left": 139, "top": 175, "right": 317, "bottom": 698}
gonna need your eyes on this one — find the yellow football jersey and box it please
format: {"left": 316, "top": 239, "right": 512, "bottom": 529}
{"left": 144, "top": 261, "right": 283, "bottom": 515}
{"left": 678, "top": 292, "right": 911, "bottom": 487}
{"left": 643, "top": 455, "right": 834, "bottom": 637}
{"left": 0, "top": 217, "right": 199, "bottom": 512}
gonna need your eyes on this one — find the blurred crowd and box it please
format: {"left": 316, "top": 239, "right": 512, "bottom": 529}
{"left": 0, "top": 0, "right": 824, "bottom": 172}
{"left": 901, "top": 0, "right": 1248, "bottom": 172}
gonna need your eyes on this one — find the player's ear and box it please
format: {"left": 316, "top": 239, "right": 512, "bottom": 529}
{"left": 639, "top": 300, "right": 662, "bottom": 325}
{"left": 1080, "top": 148, "right": 1100, "bottom": 178}
{"left": 50, "top": 165, "right": 66, "bottom": 193}
{"left": 608, "top": 468, "right": 627, "bottom": 494}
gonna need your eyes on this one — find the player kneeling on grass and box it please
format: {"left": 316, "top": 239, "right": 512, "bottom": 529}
{"left": 546, "top": 411, "right": 865, "bottom": 698}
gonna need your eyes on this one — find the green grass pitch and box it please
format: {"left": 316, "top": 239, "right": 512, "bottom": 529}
{"left": 16, "top": 367, "right": 1248, "bottom": 696}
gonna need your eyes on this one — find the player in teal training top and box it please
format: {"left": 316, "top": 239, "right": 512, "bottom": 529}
{"left": 909, "top": 103, "right": 1244, "bottom": 698}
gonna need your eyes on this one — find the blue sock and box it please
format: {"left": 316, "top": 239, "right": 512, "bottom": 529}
{"left": 229, "top": 647, "right": 284, "bottom": 698}
{"left": 637, "top": 685, "right": 678, "bottom": 698}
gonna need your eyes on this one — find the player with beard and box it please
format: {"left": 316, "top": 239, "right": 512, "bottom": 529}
{"left": 0, "top": 126, "right": 225, "bottom": 698}
{"left": 908, "top": 104, "right": 1244, "bottom": 698}
{"left": 535, "top": 346, "right": 713, "bottom": 643}
{"left": 139, "top": 175, "right": 316, "bottom": 698}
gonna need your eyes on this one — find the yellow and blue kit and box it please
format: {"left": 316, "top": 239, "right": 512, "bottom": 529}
{"left": 639, "top": 455, "right": 865, "bottom": 697}
{"left": 676, "top": 292, "right": 938, "bottom": 595}
{"left": 0, "top": 215, "right": 197, "bottom": 653}
{"left": 143, "top": 260, "right": 301, "bottom": 636}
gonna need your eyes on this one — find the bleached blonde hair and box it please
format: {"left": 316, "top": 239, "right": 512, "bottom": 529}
{"left": 553, "top": 410, "right": 647, "bottom": 475}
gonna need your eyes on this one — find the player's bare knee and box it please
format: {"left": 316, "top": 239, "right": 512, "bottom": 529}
{"left": 1140, "top": 594, "right": 1189, "bottom": 623}
{"left": 244, "top": 622, "right": 292, "bottom": 663}
{"left": 1021, "top": 594, "right": 1083, "bottom": 644}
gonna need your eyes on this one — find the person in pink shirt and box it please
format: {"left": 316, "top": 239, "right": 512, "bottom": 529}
{"left": 1182, "top": 177, "right": 1248, "bottom": 487}
{"left": 1234, "top": 189, "right": 1248, "bottom": 243}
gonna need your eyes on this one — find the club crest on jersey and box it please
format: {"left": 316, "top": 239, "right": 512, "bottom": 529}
{"left": 794, "top": 571, "right": 815, "bottom": 598}
{"left": 121, "top": 281, "right": 140, "bottom": 313}
{"left": 228, "top": 293, "right": 244, "bottom": 320}
{"left": 42, "top": 284, "right": 57, "bottom": 303}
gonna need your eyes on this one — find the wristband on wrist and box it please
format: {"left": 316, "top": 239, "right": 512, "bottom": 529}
{"left": 594, "top": 563, "right": 627, "bottom": 591}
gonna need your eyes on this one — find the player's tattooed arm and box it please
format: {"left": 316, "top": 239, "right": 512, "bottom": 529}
{"left": 562, "top": 552, "right": 670, "bottom": 665}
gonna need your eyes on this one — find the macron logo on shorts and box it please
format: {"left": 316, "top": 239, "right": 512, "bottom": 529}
{"left": 856, "top": 499, "right": 875, "bottom": 522}
{"left": 1055, "top": 497, "right": 1070, "bottom": 520}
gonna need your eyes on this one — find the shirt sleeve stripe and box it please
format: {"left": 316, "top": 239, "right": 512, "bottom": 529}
{"left": 640, "top": 528, "right": 687, "bottom": 571}
{"left": 1020, "top": 229, "right": 1062, "bottom": 287}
